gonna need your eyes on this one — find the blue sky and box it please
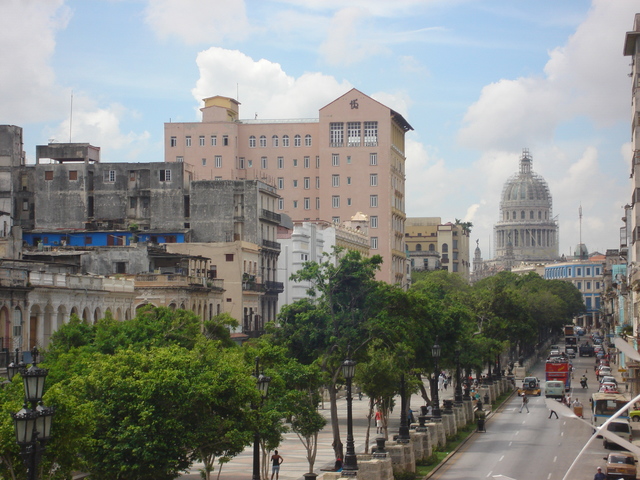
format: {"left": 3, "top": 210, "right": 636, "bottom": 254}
{"left": 2, "top": 0, "right": 638, "bottom": 260}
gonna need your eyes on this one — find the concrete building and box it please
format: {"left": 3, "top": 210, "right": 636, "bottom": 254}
{"left": 493, "top": 149, "right": 559, "bottom": 267}
{"left": 404, "top": 217, "right": 471, "bottom": 280}
{"left": 543, "top": 253, "right": 605, "bottom": 330}
{"left": 164, "top": 88, "right": 413, "bottom": 285}
{"left": 277, "top": 214, "right": 370, "bottom": 312}
{"left": 0, "top": 126, "right": 34, "bottom": 235}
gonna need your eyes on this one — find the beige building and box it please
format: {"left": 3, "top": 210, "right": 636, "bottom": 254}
{"left": 405, "top": 217, "right": 471, "bottom": 280}
{"left": 164, "top": 89, "right": 413, "bottom": 285}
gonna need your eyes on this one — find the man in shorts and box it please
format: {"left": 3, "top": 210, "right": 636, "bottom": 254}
{"left": 271, "top": 450, "right": 283, "bottom": 480}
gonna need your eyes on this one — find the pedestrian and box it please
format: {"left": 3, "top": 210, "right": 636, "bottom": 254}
{"left": 443, "top": 376, "right": 448, "bottom": 391}
{"left": 333, "top": 457, "right": 343, "bottom": 472}
{"left": 270, "top": 450, "right": 283, "bottom": 480}
{"left": 375, "top": 408, "right": 383, "bottom": 434}
{"left": 548, "top": 400, "right": 559, "bottom": 419}
{"left": 519, "top": 394, "right": 529, "bottom": 413}
{"left": 408, "top": 407, "right": 415, "bottom": 425}
{"left": 594, "top": 466, "right": 606, "bottom": 480}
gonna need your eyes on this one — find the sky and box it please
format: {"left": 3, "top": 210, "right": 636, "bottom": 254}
{"left": 1, "top": 0, "right": 638, "bottom": 260}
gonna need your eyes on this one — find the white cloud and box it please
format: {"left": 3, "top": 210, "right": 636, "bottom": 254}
{"left": 192, "top": 47, "right": 352, "bottom": 118}
{"left": 144, "top": 0, "right": 250, "bottom": 45}
{"left": 458, "top": 0, "right": 637, "bottom": 150}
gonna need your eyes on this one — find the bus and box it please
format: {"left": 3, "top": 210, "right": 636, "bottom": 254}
{"left": 591, "top": 392, "right": 630, "bottom": 428}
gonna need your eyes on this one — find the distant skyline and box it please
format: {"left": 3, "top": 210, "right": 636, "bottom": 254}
{"left": 1, "top": 0, "right": 638, "bottom": 260}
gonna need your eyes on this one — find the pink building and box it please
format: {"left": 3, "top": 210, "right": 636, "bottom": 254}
{"left": 164, "top": 88, "right": 413, "bottom": 284}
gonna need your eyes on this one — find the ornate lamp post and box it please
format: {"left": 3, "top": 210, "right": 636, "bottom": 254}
{"left": 252, "top": 357, "right": 271, "bottom": 480}
{"left": 432, "top": 340, "right": 442, "bottom": 418}
{"left": 11, "top": 347, "right": 55, "bottom": 480}
{"left": 397, "top": 374, "right": 410, "bottom": 443}
{"left": 341, "top": 355, "right": 358, "bottom": 476}
{"left": 454, "top": 346, "right": 463, "bottom": 403}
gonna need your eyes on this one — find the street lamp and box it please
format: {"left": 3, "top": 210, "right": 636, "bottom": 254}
{"left": 10, "top": 347, "right": 55, "bottom": 480}
{"left": 341, "top": 355, "right": 358, "bottom": 476}
{"left": 397, "top": 374, "right": 410, "bottom": 443}
{"left": 432, "top": 340, "right": 442, "bottom": 418}
{"left": 252, "top": 357, "right": 271, "bottom": 480}
{"left": 454, "top": 346, "right": 463, "bottom": 403}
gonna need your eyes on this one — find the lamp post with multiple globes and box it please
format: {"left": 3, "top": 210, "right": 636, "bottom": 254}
{"left": 251, "top": 357, "right": 271, "bottom": 480}
{"left": 341, "top": 355, "right": 358, "bottom": 476}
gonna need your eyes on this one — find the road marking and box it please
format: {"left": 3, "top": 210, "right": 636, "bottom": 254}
{"left": 561, "top": 431, "right": 564, "bottom": 437}
{"left": 547, "top": 473, "right": 552, "bottom": 479}
{"left": 499, "top": 455, "right": 504, "bottom": 462}
{"left": 553, "top": 456, "right": 557, "bottom": 462}
{"left": 508, "top": 441, "right": 512, "bottom": 446}
{"left": 515, "top": 430, "right": 520, "bottom": 435}
{"left": 486, "top": 471, "right": 492, "bottom": 477}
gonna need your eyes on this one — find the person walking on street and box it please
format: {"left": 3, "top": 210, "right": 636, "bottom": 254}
{"left": 375, "top": 408, "right": 383, "bottom": 434}
{"left": 548, "top": 403, "right": 558, "bottom": 419}
{"left": 519, "top": 394, "right": 529, "bottom": 413}
{"left": 271, "top": 450, "right": 283, "bottom": 480}
{"left": 594, "top": 466, "right": 606, "bottom": 480}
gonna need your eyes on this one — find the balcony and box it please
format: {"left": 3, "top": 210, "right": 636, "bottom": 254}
{"left": 264, "top": 281, "right": 284, "bottom": 293}
{"left": 135, "top": 273, "right": 209, "bottom": 288}
{"left": 260, "top": 209, "right": 281, "bottom": 224}
{"left": 242, "top": 281, "right": 263, "bottom": 292}
{"left": 262, "top": 239, "right": 281, "bottom": 251}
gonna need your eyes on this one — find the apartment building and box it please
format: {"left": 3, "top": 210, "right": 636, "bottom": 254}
{"left": 164, "top": 88, "right": 413, "bottom": 285}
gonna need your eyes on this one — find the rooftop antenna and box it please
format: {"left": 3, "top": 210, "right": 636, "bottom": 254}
{"left": 579, "top": 204, "right": 583, "bottom": 246}
{"left": 69, "top": 90, "right": 73, "bottom": 143}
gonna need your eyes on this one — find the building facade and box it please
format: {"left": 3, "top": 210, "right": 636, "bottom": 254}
{"left": 164, "top": 89, "right": 413, "bottom": 285}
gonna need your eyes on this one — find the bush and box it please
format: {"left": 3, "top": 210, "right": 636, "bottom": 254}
{"left": 393, "top": 470, "right": 417, "bottom": 480}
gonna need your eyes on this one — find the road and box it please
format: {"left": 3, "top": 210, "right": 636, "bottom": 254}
{"left": 430, "top": 347, "right": 633, "bottom": 480}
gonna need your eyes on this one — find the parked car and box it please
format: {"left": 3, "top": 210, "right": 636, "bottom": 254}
{"left": 603, "top": 451, "right": 637, "bottom": 480}
{"left": 599, "top": 382, "right": 619, "bottom": 393}
{"left": 603, "top": 419, "right": 633, "bottom": 449}
{"left": 600, "top": 375, "right": 618, "bottom": 385}
{"left": 597, "top": 366, "right": 612, "bottom": 378}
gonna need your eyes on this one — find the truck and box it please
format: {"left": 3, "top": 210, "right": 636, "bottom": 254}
{"left": 545, "top": 357, "right": 571, "bottom": 392}
{"left": 579, "top": 343, "right": 595, "bottom": 357}
{"left": 564, "top": 325, "right": 575, "bottom": 336}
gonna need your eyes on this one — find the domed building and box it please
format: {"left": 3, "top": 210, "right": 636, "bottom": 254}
{"left": 493, "top": 149, "right": 559, "bottom": 266}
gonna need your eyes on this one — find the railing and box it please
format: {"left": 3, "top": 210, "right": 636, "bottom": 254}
{"left": 242, "top": 282, "right": 263, "bottom": 292}
{"left": 135, "top": 273, "right": 208, "bottom": 287}
{"left": 207, "top": 278, "right": 224, "bottom": 290}
{"left": 260, "top": 209, "right": 281, "bottom": 223}
{"left": 262, "top": 239, "right": 281, "bottom": 251}
{"left": 0, "top": 268, "right": 29, "bottom": 288}
{"left": 264, "top": 281, "right": 284, "bottom": 293}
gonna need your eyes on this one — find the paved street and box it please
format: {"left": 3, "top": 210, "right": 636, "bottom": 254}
{"left": 179, "top": 383, "right": 458, "bottom": 480}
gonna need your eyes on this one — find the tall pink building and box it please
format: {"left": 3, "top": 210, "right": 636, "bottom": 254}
{"left": 164, "top": 88, "right": 413, "bottom": 284}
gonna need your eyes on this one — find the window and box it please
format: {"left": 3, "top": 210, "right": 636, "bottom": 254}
{"left": 260, "top": 135, "right": 267, "bottom": 147}
{"left": 370, "top": 174, "right": 378, "bottom": 186}
{"left": 596, "top": 281, "right": 600, "bottom": 290}
{"left": 282, "top": 135, "right": 289, "bottom": 147}
{"left": 453, "top": 240, "right": 458, "bottom": 249}
{"left": 371, "top": 237, "right": 378, "bottom": 249}
{"left": 595, "top": 267, "right": 600, "bottom": 275}
{"left": 114, "top": 262, "right": 127, "bottom": 274}
{"left": 22, "top": 200, "right": 29, "bottom": 211}
{"left": 249, "top": 136, "right": 256, "bottom": 148}
{"left": 202, "top": 158, "right": 207, "bottom": 166}
{"left": 332, "top": 175, "right": 340, "bottom": 187}
{"left": 530, "top": 211, "right": 534, "bottom": 219}
{"left": 577, "top": 281, "right": 582, "bottom": 290}
{"left": 278, "top": 198, "right": 284, "bottom": 210}
{"left": 293, "top": 179, "right": 298, "bottom": 188}
{"left": 239, "top": 157, "right": 245, "bottom": 169}
{"left": 316, "top": 156, "right": 320, "bottom": 168}
{"left": 577, "top": 268, "right": 582, "bottom": 275}
{"left": 305, "top": 134, "right": 312, "bottom": 146}
{"left": 332, "top": 154, "right": 339, "bottom": 166}
{"left": 293, "top": 159, "right": 298, "bottom": 167}
{"left": 347, "top": 177, "right": 351, "bottom": 185}
{"left": 129, "top": 197, "right": 137, "bottom": 208}
{"left": 226, "top": 254, "right": 234, "bottom": 262}
{"left": 364, "top": 121, "right": 378, "bottom": 145}
{"left": 272, "top": 135, "right": 279, "bottom": 147}
{"left": 278, "top": 157, "right": 284, "bottom": 169}
{"left": 332, "top": 216, "right": 340, "bottom": 223}
{"left": 199, "top": 135, "right": 205, "bottom": 146}
{"left": 304, "top": 177, "right": 310, "bottom": 189}
{"left": 347, "top": 121, "right": 361, "bottom": 146}
{"left": 293, "top": 200, "right": 298, "bottom": 208}
{"left": 370, "top": 216, "right": 378, "bottom": 228}
{"left": 316, "top": 177, "right": 320, "bottom": 188}
{"left": 294, "top": 134, "right": 301, "bottom": 147}
{"left": 261, "top": 157, "right": 268, "bottom": 169}
{"left": 316, "top": 197, "right": 320, "bottom": 209}
{"left": 170, "top": 136, "right": 177, "bottom": 147}
{"left": 370, "top": 195, "right": 378, "bottom": 207}
{"left": 347, "top": 156, "right": 351, "bottom": 164}
{"left": 223, "top": 135, "right": 229, "bottom": 146}
{"left": 104, "top": 170, "right": 116, "bottom": 182}
{"left": 304, "top": 156, "right": 310, "bottom": 168}
{"left": 330, "top": 122, "right": 344, "bottom": 147}
{"left": 211, "top": 135, "right": 217, "bottom": 146}
{"left": 587, "top": 281, "right": 591, "bottom": 290}
{"left": 278, "top": 177, "right": 284, "bottom": 189}
{"left": 538, "top": 211, "right": 542, "bottom": 219}
{"left": 370, "top": 153, "right": 377, "bottom": 165}
{"left": 160, "top": 169, "right": 171, "bottom": 182}
{"left": 176, "top": 156, "right": 183, "bottom": 162}
{"left": 247, "top": 160, "right": 253, "bottom": 168}
{"left": 304, "top": 198, "right": 310, "bottom": 210}
{"left": 69, "top": 170, "right": 78, "bottom": 180}
{"left": 332, "top": 195, "right": 340, "bottom": 208}
{"left": 215, "top": 155, "right": 222, "bottom": 168}
{"left": 347, "top": 198, "right": 352, "bottom": 206}
{"left": 442, "top": 243, "right": 448, "bottom": 253}
{"left": 586, "top": 297, "right": 592, "bottom": 308}
{"left": 586, "top": 268, "right": 591, "bottom": 275}
{"left": 186, "top": 136, "right": 192, "bottom": 147}
{"left": 214, "top": 176, "right": 222, "bottom": 180}
{"left": 521, "top": 211, "right": 525, "bottom": 219}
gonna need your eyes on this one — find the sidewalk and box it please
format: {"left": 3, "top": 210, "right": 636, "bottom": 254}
{"left": 179, "top": 383, "right": 458, "bottom": 480}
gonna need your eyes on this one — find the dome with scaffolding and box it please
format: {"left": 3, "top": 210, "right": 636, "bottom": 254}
{"left": 493, "top": 149, "right": 559, "bottom": 264}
